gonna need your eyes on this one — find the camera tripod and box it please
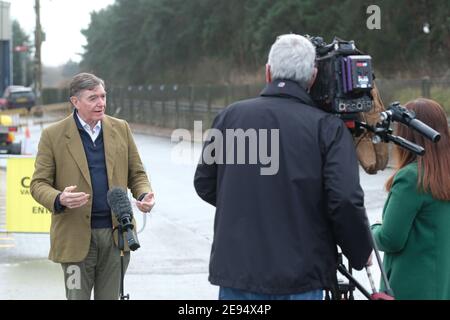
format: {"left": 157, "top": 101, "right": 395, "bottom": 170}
{"left": 326, "top": 229, "right": 395, "bottom": 300}
{"left": 326, "top": 254, "right": 391, "bottom": 300}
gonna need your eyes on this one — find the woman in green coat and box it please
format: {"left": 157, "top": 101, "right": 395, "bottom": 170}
{"left": 371, "top": 98, "right": 450, "bottom": 300}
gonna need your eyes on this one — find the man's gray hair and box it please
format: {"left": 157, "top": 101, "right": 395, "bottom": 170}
{"left": 70, "top": 73, "right": 105, "bottom": 98}
{"left": 268, "top": 34, "right": 316, "bottom": 89}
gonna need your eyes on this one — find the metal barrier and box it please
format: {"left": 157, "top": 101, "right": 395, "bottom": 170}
{"left": 26, "top": 81, "right": 450, "bottom": 131}
{"left": 106, "top": 84, "right": 263, "bottom": 130}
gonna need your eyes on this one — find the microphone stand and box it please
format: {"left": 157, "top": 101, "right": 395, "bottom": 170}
{"left": 116, "top": 224, "right": 130, "bottom": 300}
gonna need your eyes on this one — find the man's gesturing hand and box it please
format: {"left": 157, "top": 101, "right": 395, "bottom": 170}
{"left": 136, "top": 192, "right": 155, "bottom": 213}
{"left": 59, "top": 186, "right": 90, "bottom": 209}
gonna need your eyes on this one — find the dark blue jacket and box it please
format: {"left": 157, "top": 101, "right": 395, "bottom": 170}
{"left": 194, "top": 79, "right": 372, "bottom": 294}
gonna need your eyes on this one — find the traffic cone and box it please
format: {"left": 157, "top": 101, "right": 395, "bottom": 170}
{"left": 22, "top": 126, "right": 32, "bottom": 155}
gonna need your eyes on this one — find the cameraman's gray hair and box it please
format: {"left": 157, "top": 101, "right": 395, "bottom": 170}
{"left": 268, "top": 34, "right": 316, "bottom": 89}
{"left": 70, "top": 73, "right": 105, "bottom": 98}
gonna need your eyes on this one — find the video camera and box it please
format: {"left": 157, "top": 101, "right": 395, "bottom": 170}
{"left": 306, "top": 35, "right": 441, "bottom": 156}
{"left": 306, "top": 36, "right": 374, "bottom": 114}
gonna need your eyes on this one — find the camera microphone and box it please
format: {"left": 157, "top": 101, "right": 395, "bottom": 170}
{"left": 387, "top": 102, "right": 441, "bottom": 143}
{"left": 107, "top": 187, "right": 140, "bottom": 251}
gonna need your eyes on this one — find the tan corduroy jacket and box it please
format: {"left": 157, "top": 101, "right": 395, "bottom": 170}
{"left": 31, "top": 114, "right": 152, "bottom": 263}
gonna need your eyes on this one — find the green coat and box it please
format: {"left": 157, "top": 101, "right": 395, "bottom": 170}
{"left": 372, "top": 163, "right": 450, "bottom": 300}
{"left": 31, "top": 114, "right": 152, "bottom": 263}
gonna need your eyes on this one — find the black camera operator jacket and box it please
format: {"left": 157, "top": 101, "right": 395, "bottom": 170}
{"left": 194, "top": 79, "right": 373, "bottom": 294}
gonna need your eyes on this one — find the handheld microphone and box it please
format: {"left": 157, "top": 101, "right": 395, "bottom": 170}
{"left": 107, "top": 187, "right": 140, "bottom": 251}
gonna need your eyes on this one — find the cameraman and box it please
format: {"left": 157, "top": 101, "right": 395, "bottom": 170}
{"left": 194, "top": 34, "right": 373, "bottom": 300}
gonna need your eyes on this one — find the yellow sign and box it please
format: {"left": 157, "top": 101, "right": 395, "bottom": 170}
{"left": 6, "top": 158, "right": 51, "bottom": 233}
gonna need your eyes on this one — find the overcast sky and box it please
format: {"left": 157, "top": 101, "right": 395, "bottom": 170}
{"left": 10, "top": 0, "right": 115, "bottom": 67}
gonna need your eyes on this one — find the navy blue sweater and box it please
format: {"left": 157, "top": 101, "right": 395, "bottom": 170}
{"left": 74, "top": 113, "right": 112, "bottom": 229}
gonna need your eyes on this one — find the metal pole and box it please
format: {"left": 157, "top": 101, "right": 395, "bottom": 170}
{"left": 34, "top": 0, "right": 42, "bottom": 105}
{"left": 421, "top": 77, "right": 431, "bottom": 98}
{"left": 21, "top": 52, "right": 27, "bottom": 85}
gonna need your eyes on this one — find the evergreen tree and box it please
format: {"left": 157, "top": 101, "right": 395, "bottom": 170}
{"left": 12, "top": 20, "right": 33, "bottom": 86}
{"left": 80, "top": 0, "right": 450, "bottom": 84}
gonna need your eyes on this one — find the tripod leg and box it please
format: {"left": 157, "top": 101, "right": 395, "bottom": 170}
{"left": 369, "top": 232, "right": 394, "bottom": 297}
{"left": 116, "top": 226, "right": 129, "bottom": 300}
{"left": 337, "top": 264, "right": 372, "bottom": 299}
{"left": 120, "top": 250, "right": 125, "bottom": 300}
{"left": 119, "top": 250, "right": 129, "bottom": 300}
{"left": 348, "top": 264, "right": 354, "bottom": 300}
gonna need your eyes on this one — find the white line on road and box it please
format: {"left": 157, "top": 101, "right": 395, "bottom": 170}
{"left": 0, "top": 237, "right": 15, "bottom": 241}
{"left": 0, "top": 244, "right": 15, "bottom": 248}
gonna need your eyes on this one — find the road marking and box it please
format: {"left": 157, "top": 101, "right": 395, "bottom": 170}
{"left": 0, "top": 244, "right": 15, "bottom": 249}
{"left": 0, "top": 237, "right": 15, "bottom": 241}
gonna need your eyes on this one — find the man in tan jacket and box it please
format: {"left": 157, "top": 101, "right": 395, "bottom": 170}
{"left": 31, "top": 73, "right": 155, "bottom": 300}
